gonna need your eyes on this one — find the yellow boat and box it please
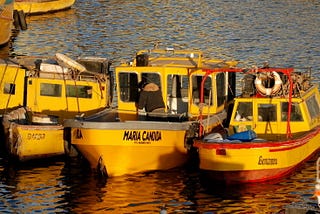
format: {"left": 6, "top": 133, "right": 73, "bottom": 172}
{"left": 0, "top": 54, "right": 113, "bottom": 160}
{"left": 194, "top": 67, "right": 320, "bottom": 183}
{"left": 0, "top": 54, "right": 112, "bottom": 119}
{"left": 2, "top": 107, "right": 65, "bottom": 161}
{"left": 14, "top": 0, "right": 75, "bottom": 15}
{"left": 0, "top": 0, "right": 14, "bottom": 46}
{"left": 64, "top": 47, "right": 239, "bottom": 177}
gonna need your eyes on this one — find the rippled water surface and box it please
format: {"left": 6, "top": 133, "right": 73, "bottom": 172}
{"left": 1, "top": 0, "right": 320, "bottom": 213}
{"left": 0, "top": 157, "right": 319, "bottom": 213}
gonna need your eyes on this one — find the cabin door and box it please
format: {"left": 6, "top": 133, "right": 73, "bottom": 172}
{"left": 167, "top": 75, "right": 188, "bottom": 114}
{"left": 255, "top": 103, "right": 279, "bottom": 135}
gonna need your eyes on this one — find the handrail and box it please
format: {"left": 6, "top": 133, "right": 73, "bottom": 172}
{"left": 197, "top": 67, "right": 299, "bottom": 139}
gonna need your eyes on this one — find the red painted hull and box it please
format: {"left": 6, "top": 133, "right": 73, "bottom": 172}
{"left": 195, "top": 127, "right": 320, "bottom": 183}
{"left": 200, "top": 156, "right": 316, "bottom": 184}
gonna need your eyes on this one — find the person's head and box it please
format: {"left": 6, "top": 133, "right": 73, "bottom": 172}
{"left": 143, "top": 82, "right": 159, "bottom": 91}
{"left": 138, "top": 80, "right": 148, "bottom": 90}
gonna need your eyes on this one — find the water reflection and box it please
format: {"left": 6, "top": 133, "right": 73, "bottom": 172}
{"left": 198, "top": 158, "right": 318, "bottom": 213}
{"left": 3, "top": 157, "right": 311, "bottom": 213}
{"left": 0, "top": 159, "right": 66, "bottom": 213}
{"left": 65, "top": 167, "right": 194, "bottom": 213}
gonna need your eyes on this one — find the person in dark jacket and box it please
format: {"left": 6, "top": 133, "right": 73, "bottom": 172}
{"left": 138, "top": 82, "right": 165, "bottom": 112}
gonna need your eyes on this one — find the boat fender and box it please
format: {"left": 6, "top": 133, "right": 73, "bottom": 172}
{"left": 55, "top": 53, "right": 87, "bottom": 73}
{"left": 13, "top": 10, "right": 20, "bottom": 30}
{"left": 254, "top": 71, "right": 282, "bottom": 96}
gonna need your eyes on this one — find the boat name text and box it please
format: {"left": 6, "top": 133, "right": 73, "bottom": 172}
{"left": 123, "top": 130, "right": 162, "bottom": 144}
{"left": 27, "top": 133, "right": 45, "bottom": 140}
{"left": 258, "top": 156, "right": 277, "bottom": 165}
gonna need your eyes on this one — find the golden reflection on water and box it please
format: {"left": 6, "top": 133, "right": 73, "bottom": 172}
{"left": 0, "top": 144, "right": 318, "bottom": 213}
{"left": 197, "top": 159, "right": 318, "bottom": 213}
{"left": 64, "top": 159, "right": 319, "bottom": 213}
{"left": 71, "top": 171, "right": 187, "bottom": 213}
{"left": 0, "top": 161, "right": 66, "bottom": 213}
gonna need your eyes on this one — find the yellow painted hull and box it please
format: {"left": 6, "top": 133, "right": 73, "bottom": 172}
{"left": 0, "top": 0, "right": 13, "bottom": 46}
{"left": 194, "top": 127, "right": 320, "bottom": 183}
{"left": 65, "top": 107, "right": 227, "bottom": 177}
{"left": 14, "top": 0, "right": 75, "bottom": 14}
{"left": 71, "top": 127, "right": 188, "bottom": 177}
{"left": 5, "top": 123, "right": 64, "bottom": 161}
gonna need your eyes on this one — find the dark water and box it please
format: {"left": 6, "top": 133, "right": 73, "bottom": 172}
{"left": 1, "top": 0, "right": 320, "bottom": 213}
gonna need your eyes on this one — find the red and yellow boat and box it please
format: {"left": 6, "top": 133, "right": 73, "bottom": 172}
{"left": 194, "top": 67, "right": 320, "bottom": 183}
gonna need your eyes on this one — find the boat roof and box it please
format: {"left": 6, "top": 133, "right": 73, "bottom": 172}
{"left": 125, "top": 48, "right": 238, "bottom": 69}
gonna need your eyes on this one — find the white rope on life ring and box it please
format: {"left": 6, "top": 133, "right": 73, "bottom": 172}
{"left": 55, "top": 53, "right": 86, "bottom": 73}
{"left": 254, "top": 71, "right": 282, "bottom": 96}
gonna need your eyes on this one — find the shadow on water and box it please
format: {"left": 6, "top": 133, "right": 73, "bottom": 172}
{"left": 0, "top": 45, "right": 10, "bottom": 59}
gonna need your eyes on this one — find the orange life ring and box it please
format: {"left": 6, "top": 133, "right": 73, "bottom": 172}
{"left": 254, "top": 71, "right": 282, "bottom": 96}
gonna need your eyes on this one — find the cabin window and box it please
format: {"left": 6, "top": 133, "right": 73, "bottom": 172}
{"left": 192, "top": 75, "right": 212, "bottom": 105}
{"left": 66, "top": 85, "right": 93, "bottom": 98}
{"left": 306, "top": 95, "right": 320, "bottom": 119}
{"left": 40, "top": 83, "right": 62, "bottom": 97}
{"left": 216, "top": 73, "right": 226, "bottom": 106}
{"left": 281, "top": 102, "right": 303, "bottom": 121}
{"left": 234, "top": 102, "right": 253, "bottom": 121}
{"left": 118, "top": 72, "right": 139, "bottom": 102}
{"left": 3, "top": 83, "right": 15, "bottom": 94}
{"left": 258, "top": 104, "right": 277, "bottom": 121}
{"left": 141, "top": 73, "right": 161, "bottom": 87}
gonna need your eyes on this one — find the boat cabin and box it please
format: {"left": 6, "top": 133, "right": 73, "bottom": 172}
{"left": 0, "top": 56, "right": 112, "bottom": 120}
{"left": 228, "top": 68, "right": 320, "bottom": 140}
{"left": 115, "top": 48, "right": 238, "bottom": 124}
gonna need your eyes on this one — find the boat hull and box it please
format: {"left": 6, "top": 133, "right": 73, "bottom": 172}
{"left": 70, "top": 124, "right": 189, "bottom": 177}
{"left": 194, "top": 127, "right": 320, "bottom": 183}
{"left": 2, "top": 107, "right": 65, "bottom": 161}
{"left": 14, "top": 0, "right": 75, "bottom": 14}
{"left": 5, "top": 124, "right": 65, "bottom": 161}
{"left": 0, "top": 0, "right": 13, "bottom": 46}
